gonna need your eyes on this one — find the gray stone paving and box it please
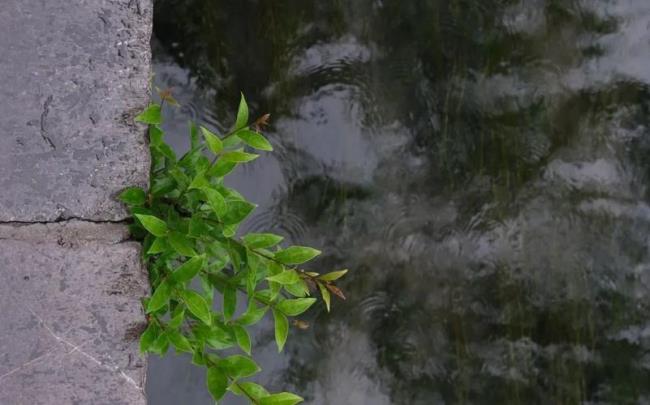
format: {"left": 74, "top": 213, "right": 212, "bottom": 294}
{"left": 0, "top": 0, "right": 152, "bottom": 404}
{"left": 0, "top": 222, "right": 149, "bottom": 405}
{"left": 0, "top": 0, "right": 151, "bottom": 222}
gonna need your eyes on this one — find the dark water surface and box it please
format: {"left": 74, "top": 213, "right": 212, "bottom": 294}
{"left": 147, "top": 1, "right": 650, "bottom": 403}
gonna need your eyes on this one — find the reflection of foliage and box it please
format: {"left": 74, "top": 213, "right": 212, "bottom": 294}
{"left": 154, "top": 0, "right": 650, "bottom": 403}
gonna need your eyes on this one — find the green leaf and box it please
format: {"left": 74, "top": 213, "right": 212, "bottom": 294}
{"left": 319, "top": 283, "right": 331, "bottom": 312}
{"left": 276, "top": 298, "right": 316, "bottom": 316}
{"left": 135, "top": 104, "right": 161, "bottom": 125}
{"left": 188, "top": 173, "right": 210, "bottom": 190}
{"left": 139, "top": 323, "right": 158, "bottom": 353}
{"left": 266, "top": 270, "right": 300, "bottom": 285}
{"left": 229, "top": 382, "right": 269, "bottom": 400}
{"left": 223, "top": 224, "right": 237, "bottom": 238}
{"left": 146, "top": 280, "right": 172, "bottom": 313}
{"left": 221, "top": 151, "right": 259, "bottom": 163}
{"left": 233, "top": 325, "right": 251, "bottom": 355}
{"left": 173, "top": 255, "right": 205, "bottom": 283}
{"left": 147, "top": 237, "right": 168, "bottom": 255}
{"left": 180, "top": 290, "right": 212, "bottom": 325}
{"left": 149, "top": 125, "right": 164, "bottom": 146}
{"left": 260, "top": 392, "right": 304, "bottom": 405}
{"left": 242, "top": 233, "right": 284, "bottom": 249}
{"left": 237, "top": 302, "right": 268, "bottom": 326}
{"left": 189, "top": 121, "right": 200, "bottom": 150}
{"left": 168, "top": 231, "right": 197, "bottom": 257}
{"left": 188, "top": 215, "right": 212, "bottom": 238}
{"left": 272, "top": 309, "right": 289, "bottom": 352}
{"left": 201, "top": 126, "right": 223, "bottom": 154}
{"left": 150, "top": 332, "right": 169, "bottom": 356}
{"left": 118, "top": 187, "right": 146, "bottom": 206}
{"left": 222, "top": 200, "right": 256, "bottom": 225}
{"left": 202, "top": 188, "right": 227, "bottom": 218}
{"left": 135, "top": 214, "right": 169, "bottom": 237}
{"left": 274, "top": 246, "right": 321, "bottom": 265}
{"left": 207, "top": 159, "right": 237, "bottom": 177}
{"left": 223, "top": 287, "right": 237, "bottom": 321}
{"left": 168, "top": 331, "right": 193, "bottom": 353}
{"left": 284, "top": 280, "right": 310, "bottom": 298}
{"left": 168, "top": 308, "right": 185, "bottom": 329}
{"left": 206, "top": 367, "right": 228, "bottom": 402}
{"left": 235, "top": 93, "right": 249, "bottom": 130}
{"left": 221, "top": 355, "right": 260, "bottom": 379}
{"left": 319, "top": 269, "right": 348, "bottom": 281}
{"left": 236, "top": 129, "right": 273, "bottom": 151}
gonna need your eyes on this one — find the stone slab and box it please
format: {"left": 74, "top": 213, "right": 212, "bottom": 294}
{"left": 0, "top": 0, "right": 152, "bottom": 222}
{"left": 0, "top": 221, "right": 149, "bottom": 405}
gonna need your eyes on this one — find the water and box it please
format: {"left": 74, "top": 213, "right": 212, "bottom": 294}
{"left": 147, "top": 1, "right": 650, "bottom": 403}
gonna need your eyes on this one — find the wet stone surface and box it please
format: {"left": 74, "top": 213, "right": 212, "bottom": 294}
{"left": 0, "top": 0, "right": 152, "bottom": 404}
{"left": 0, "top": 222, "right": 149, "bottom": 405}
{"left": 0, "top": 0, "right": 152, "bottom": 221}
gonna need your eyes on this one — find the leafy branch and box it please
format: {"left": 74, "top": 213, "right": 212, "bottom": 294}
{"left": 120, "top": 92, "right": 347, "bottom": 404}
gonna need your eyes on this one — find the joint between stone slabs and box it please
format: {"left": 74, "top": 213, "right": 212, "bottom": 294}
{"left": 0, "top": 219, "right": 134, "bottom": 245}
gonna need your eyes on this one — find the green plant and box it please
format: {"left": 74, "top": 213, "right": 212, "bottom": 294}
{"left": 120, "top": 92, "right": 347, "bottom": 404}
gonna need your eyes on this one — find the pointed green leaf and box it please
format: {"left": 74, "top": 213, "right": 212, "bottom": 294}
{"left": 168, "top": 331, "right": 193, "bottom": 353}
{"left": 318, "top": 283, "right": 331, "bottom": 312}
{"left": 221, "top": 151, "right": 259, "bottom": 163}
{"left": 274, "top": 246, "right": 321, "bottom": 265}
{"left": 173, "top": 256, "right": 205, "bottom": 283}
{"left": 266, "top": 270, "right": 300, "bottom": 285}
{"left": 221, "top": 355, "right": 260, "bottom": 379}
{"left": 229, "top": 382, "right": 269, "bottom": 400}
{"left": 168, "top": 308, "right": 185, "bottom": 329}
{"left": 149, "top": 125, "right": 164, "bottom": 146}
{"left": 201, "top": 126, "right": 223, "bottom": 154}
{"left": 135, "top": 104, "right": 161, "bottom": 125}
{"left": 319, "top": 269, "right": 348, "bottom": 281}
{"left": 189, "top": 121, "right": 200, "bottom": 150}
{"left": 272, "top": 309, "right": 288, "bottom": 352}
{"left": 201, "top": 188, "right": 227, "bottom": 218}
{"left": 146, "top": 280, "right": 172, "bottom": 313}
{"left": 147, "top": 237, "right": 169, "bottom": 255}
{"left": 233, "top": 325, "right": 251, "bottom": 355}
{"left": 206, "top": 367, "right": 228, "bottom": 402}
{"left": 237, "top": 302, "right": 268, "bottom": 326}
{"left": 260, "top": 392, "right": 304, "bottom": 405}
{"left": 235, "top": 93, "right": 249, "bottom": 130}
{"left": 188, "top": 215, "right": 212, "bottom": 238}
{"left": 180, "top": 290, "right": 212, "bottom": 325}
{"left": 119, "top": 187, "right": 146, "bottom": 206}
{"left": 223, "top": 287, "right": 237, "bottom": 321}
{"left": 168, "top": 231, "right": 197, "bottom": 257}
{"left": 236, "top": 129, "right": 273, "bottom": 151}
{"left": 276, "top": 298, "right": 316, "bottom": 317}
{"left": 207, "top": 159, "right": 237, "bottom": 177}
{"left": 222, "top": 200, "right": 256, "bottom": 225}
{"left": 150, "top": 332, "right": 169, "bottom": 356}
{"left": 188, "top": 173, "right": 210, "bottom": 190}
{"left": 135, "top": 214, "right": 169, "bottom": 237}
{"left": 284, "top": 280, "right": 310, "bottom": 298}
{"left": 242, "top": 233, "right": 284, "bottom": 249}
{"left": 139, "top": 323, "right": 159, "bottom": 353}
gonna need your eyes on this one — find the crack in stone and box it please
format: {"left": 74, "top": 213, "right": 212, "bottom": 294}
{"left": 39, "top": 95, "right": 56, "bottom": 150}
{"left": 0, "top": 217, "right": 128, "bottom": 225}
{"left": 14, "top": 307, "right": 144, "bottom": 391}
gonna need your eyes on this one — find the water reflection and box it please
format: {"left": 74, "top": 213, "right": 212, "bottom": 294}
{"left": 148, "top": 0, "right": 650, "bottom": 403}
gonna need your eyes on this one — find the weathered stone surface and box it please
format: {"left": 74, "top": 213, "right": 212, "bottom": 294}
{"left": 0, "top": 0, "right": 152, "bottom": 221}
{"left": 0, "top": 221, "right": 149, "bottom": 405}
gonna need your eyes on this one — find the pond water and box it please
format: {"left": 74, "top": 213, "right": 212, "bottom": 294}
{"left": 147, "top": 1, "right": 650, "bottom": 403}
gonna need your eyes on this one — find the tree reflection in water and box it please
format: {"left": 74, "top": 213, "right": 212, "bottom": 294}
{"left": 149, "top": 1, "right": 650, "bottom": 403}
